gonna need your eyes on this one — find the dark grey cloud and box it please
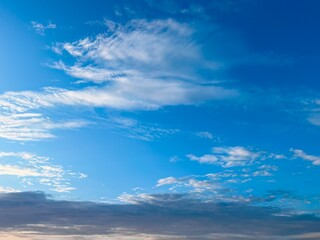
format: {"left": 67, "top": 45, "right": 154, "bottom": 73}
{"left": 0, "top": 191, "right": 319, "bottom": 239}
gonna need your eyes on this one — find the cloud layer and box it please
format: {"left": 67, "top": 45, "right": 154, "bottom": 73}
{"left": 0, "top": 191, "right": 319, "bottom": 239}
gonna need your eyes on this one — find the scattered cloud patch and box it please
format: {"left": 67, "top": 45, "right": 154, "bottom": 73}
{"left": 0, "top": 151, "right": 86, "bottom": 192}
{"left": 195, "top": 131, "right": 214, "bottom": 139}
{"left": 106, "top": 117, "right": 179, "bottom": 141}
{"left": 31, "top": 21, "right": 56, "bottom": 35}
{"left": 169, "top": 155, "right": 180, "bottom": 162}
{"left": 156, "top": 175, "right": 219, "bottom": 193}
{"left": 187, "top": 146, "right": 260, "bottom": 167}
{"left": 0, "top": 88, "right": 89, "bottom": 141}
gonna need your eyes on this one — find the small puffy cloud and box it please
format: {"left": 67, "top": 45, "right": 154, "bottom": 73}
{"left": 31, "top": 21, "right": 56, "bottom": 35}
{"left": 291, "top": 148, "right": 320, "bottom": 165}
{"left": 213, "top": 146, "right": 259, "bottom": 162}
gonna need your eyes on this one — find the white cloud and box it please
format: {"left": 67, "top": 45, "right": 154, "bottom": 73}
{"left": 156, "top": 177, "right": 178, "bottom": 186}
{"left": 49, "top": 19, "right": 237, "bottom": 109}
{"left": 252, "top": 170, "right": 273, "bottom": 177}
{"left": 308, "top": 114, "right": 320, "bottom": 126}
{"left": 258, "top": 165, "right": 279, "bottom": 171}
{"left": 0, "top": 151, "right": 86, "bottom": 192}
{"left": 0, "top": 186, "right": 20, "bottom": 193}
{"left": 156, "top": 175, "right": 218, "bottom": 193}
{"left": 31, "top": 21, "right": 56, "bottom": 35}
{"left": 290, "top": 149, "right": 320, "bottom": 165}
{"left": 106, "top": 117, "right": 179, "bottom": 141}
{"left": 117, "top": 192, "right": 157, "bottom": 204}
{"left": 187, "top": 146, "right": 260, "bottom": 167}
{"left": 195, "top": 131, "right": 214, "bottom": 139}
{"left": 0, "top": 112, "right": 87, "bottom": 141}
{"left": 187, "top": 154, "right": 218, "bottom": 164}
{"left": 0, "top": 165, "right": 42, "bottom": 177}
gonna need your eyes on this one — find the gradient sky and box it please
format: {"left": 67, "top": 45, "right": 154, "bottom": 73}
{"left": 0, "top": 0, "right": 320, "bottom": 239}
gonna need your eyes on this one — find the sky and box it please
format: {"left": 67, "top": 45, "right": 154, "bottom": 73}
{"left": 0, "top": 0, "right": 320, "bottom": 239}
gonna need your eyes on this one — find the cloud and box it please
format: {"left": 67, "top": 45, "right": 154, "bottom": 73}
{"left": 0, "top": 191, "right": 319, "bottom": 239}
{"left": 252, "top": 165, "right": 279, "bottom": 177}
{"left": 0, "top": 186, "right": 19, "bottom": 193}
{"left": 0, "top": 112, "right": 87, "bottom": 141}
{"left": 195, "top": 131, "right": 214, "bottom": 139}
{"left": 31, "top": 21, "right": 56, "bottom": 35}
{"left": 106, "top": 117, "right": 179, "bottom": 141}
{"left": 49, "top": 19, "right": 237, "bottom": 109}
{"left": 187, "top": 146, "right": 260, "bottom": 167}
{"left": 156, "top": 175, "right": 219, "bottom": 193}
{"left": 308, "top": 115, "right": 320, "bottom": 126}
{"left": 302, "top": 100, "right": 320, "bottom": 127}
{"left": 0, "top": 151, "right": 86, "bottom": 192}
{"left": 291, "top": 149, "right": 320, "bottom": 165}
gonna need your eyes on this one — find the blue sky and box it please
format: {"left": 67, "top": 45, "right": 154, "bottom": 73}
{"left": 1, "top": 0, "right": 320, "bottom": 239}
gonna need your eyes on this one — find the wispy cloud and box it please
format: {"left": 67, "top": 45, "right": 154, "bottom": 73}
{"left": 31, "top": 21, "right": 56, "bottom": 35}
{"left": 0, "top": 186, "right": 19, "bottom": 193}
{"left": 49, "top": 19, "right": 237, "bottom": 110}
{"left": 0, "top": 112, "right": 87, "bottom": 141}
{"left": 291, "top": 148, "right": 320, "bottom": 165}
{"left": 308, "top": 116, "right": 320, "bottom": 126}
{"left": 0, "top": 151, "right": 86, "bottom": 192}
{"left": 106, "top": 116, "right": 179, "bottom": 141}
